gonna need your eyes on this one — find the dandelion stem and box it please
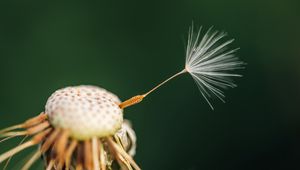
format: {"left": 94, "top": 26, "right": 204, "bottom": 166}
{"left": 0, "top": 141, "right": 34, "bottom": 163}
{"left": 106, "top": 137, "right": 141, "bottom": 170}
{"left": 98, "top": 140, "right": 106, "bottom": 170}
{"left": 92, "top": 137, "right": 100, "bottom": 170}
{"left": 0, "top": 125, "right": 23, "bottom": 134}
{"left": 119, "top": 69, "right": 186, "bottom": 109}
{"left": 65, "top": 139, "right": 78, "bottom": 170}
{"left": 46, "top": 159, "right": 54, "bottom": 170}
{"left": 21, "top": 150, "right": 41, "bottom": 170}
{"left": 3, "top": 135, "right": 28, "bottom": 170}
{"left": 143, "top": 69, "right": 187, "bottom": 97}
{"left": 0, "top": 128, "right": 51, "bottom": 163}
{"left": 84, "top": 140, "right": 93, "bottom": 170}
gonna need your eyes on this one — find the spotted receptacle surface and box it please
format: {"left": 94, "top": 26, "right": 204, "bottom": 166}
{"left": 45, "top": 85, "right": 123, "bottom": 140}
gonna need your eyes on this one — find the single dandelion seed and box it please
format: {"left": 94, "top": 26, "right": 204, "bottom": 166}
{"left": 119, "top": 26, "right": 244, "bottom": 110}
{"left": 0, "top": 25, "right": 244, "bottom": 170}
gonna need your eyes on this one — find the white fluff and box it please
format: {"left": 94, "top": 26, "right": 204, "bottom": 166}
{"left": 185, "top": 26, "right": 244, "bottom": 109}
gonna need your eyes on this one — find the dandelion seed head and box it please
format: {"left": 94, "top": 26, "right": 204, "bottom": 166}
{"left": 0, "top": 23, "right": 245, "bottom": 170}
{"left": 185, "top": 26, "right": 244, "bottom": 109}
{"left": 45, "top": 85, "right": 123, "bottom": 140}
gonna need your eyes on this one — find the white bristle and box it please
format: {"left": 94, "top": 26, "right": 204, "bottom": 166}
{"left": 185, "top": 26, "right": 244, "bottom": 109}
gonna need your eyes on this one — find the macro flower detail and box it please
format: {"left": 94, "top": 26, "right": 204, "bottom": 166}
{"left": 0, "top": 24, "right": 244, "bottom": 170}
{"left": 0, "top": 86, "right": 139, "bottom": 170}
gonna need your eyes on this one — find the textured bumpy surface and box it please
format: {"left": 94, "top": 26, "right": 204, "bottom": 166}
{"left": 45, "top": 85, "right": 123, "bottom": 140}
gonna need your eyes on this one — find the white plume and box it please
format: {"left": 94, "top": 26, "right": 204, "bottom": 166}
{"left": 185, "top": 26, "right": 244, "bottom": 109}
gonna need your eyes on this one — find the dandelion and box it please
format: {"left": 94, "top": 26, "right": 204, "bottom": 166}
{"left": 0, "top": 25, "right": 244, "bottom": 170}
{"left": 120, "top": 26, "right": 244, "bottom": 110}
{"left": 0, "top": 86, "right": 138, "bottom": 170}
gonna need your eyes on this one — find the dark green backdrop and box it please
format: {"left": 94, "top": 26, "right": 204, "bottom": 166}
{"left": 0, "top": 0, "right": 299, "bottom": 169}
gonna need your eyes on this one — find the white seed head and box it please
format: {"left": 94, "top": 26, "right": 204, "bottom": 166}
{"left": 45, "top": 85, "right": 123, "bottom": 140}
{"left": 185, "top": 26, "right": 244, "bottom": 109}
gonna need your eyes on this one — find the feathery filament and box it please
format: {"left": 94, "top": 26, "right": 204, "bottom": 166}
{"left": 185, "top": 26, "right": 244, "bottom": 109}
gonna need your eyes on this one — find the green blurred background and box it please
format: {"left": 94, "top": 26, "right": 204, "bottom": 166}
{"left": 0, "top": 0, "right": 299, "bottom": 169}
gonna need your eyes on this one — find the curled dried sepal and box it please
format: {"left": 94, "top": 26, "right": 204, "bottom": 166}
{"left": 40, "top": 120, "right": 138, "bottom": 170}
{"left": 0, "top": 114, "right": 138, "bottom": 170}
